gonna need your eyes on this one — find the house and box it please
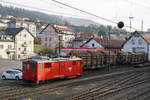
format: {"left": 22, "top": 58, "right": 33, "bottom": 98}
{"left": 40, "top": 24, "right": 75, "bottom": 49}
{"left": 72, "top": 32, "right": 101, "bottom": 48}
{"left": 7, "top": 18, "right": 36, "bottom": 37}
{"left": 0, "top": 20, "right": 7, "bottom": 28}
{"left": 81, "top": 38, "right": 124, "bottom": 53}
{"left": 123, "top": 31, "right": 150, "bottom": 61}
{"left": 0, "top": 28, "right": 34, "bottom": 60}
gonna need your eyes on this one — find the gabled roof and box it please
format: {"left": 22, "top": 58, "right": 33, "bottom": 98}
{"left": 0, "top": 27, "right": 34, "bottom": 37}
{"left": 39, "top": 24, "right": 74, "bottom": 35}
{"left": 139, "top": 32, "right": 150, "bottom": 44}
{"left": 81, "top": 38, "right": 124, "bottom": 49}
{"left": 0, "top": 27, "right": 24, "bottom": 36}
{"left": 122, "top": 31, "right": 150, "bottom": 46}
{"left": 39, "top": 24, "right": 50, "bottom": 34}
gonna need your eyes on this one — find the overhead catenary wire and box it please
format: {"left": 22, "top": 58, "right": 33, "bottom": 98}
{"left": 0, "top": 0, "right": 87, "bottom": 19}
{"left": 0, "top": 0, "right": 138, "bottom": 31}
{"left": 51, "top": 0, "right": 117, "bottom": 24}
{"left": 51, "top": 0, "right": 139, "bottom": 31}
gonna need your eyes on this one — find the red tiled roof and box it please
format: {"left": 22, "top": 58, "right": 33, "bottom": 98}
{"left": 51, "top": 24, "right": 74, "bottom": 33}
{"left": 138, "top": 31, "right": 150, "bottom": 44}
{"left": 93, "top": 38, "right": 124, "bottom": 49}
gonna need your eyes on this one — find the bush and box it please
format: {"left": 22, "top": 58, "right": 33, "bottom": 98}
{"left": 42, "top": 46, "right": 53, "bottom": 54}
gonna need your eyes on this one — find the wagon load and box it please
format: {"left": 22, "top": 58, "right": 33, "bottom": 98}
{"left": 117, "top": 52, "right": 132, "bottom": 64}
{"left": 130, "top": 52, "right": 147, "bottom": 64}
{"left": 101, "top": 51, "right": 117, "bottom": 66}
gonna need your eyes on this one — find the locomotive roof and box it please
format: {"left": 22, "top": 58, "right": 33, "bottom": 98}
{"left": 23, "top": 56, "right": 81, "bottom": 63}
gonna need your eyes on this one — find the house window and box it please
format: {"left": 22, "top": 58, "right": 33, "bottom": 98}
{"left": 45, "top": 37, "right": 47, "bottom": 41}
{"left": 131, "top": 39, "right": 135, "bottom": 45}
{"left": 49, "top": 37, "right": 51, "bottom": 41}
{"left": 30, "top": 41, "right": 32, "bottom": 44}
{"left": 18, "top": 48, "right": 21, "bottom": 51}
{"left": 18, "top": 55, "right": 20, "bottom": 58}
{"left": 92, "top": 43, "right": 95, "bottom": 47}
{"left": 24, "top": 48, "right": 26, "bottom": 51}
{"left": 0, "top": 45, "right": 4, "bottom": 49}
{"left": 138, "top": 39, "right": 142, "bottom": 45}
{"left": 24, "top": 34, "right": 27, "bottom": 37}
{"left": 8, "top": 45, "right": 12, "bottom": 49}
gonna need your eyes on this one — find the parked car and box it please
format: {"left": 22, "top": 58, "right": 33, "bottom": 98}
{"left": 1, "top": 69, "right": 22, "bottom": 80}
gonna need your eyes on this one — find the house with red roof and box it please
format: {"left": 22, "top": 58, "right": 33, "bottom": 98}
{"left": 40, "top": 24, "right": 75, "bottom": 50}
{"left": 80, "top": 37, "right": 124, "bottom": 53}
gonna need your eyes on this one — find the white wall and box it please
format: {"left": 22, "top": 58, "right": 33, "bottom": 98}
{"left": 0, "top": 41, "right": 14, "bottom": 59}
{"left": 123, "top": 34, "right": 150, "bottom": 61}
{"left": 85, "top": 39, "right": 104, "bottom": 48}
{"left": 123, "top": 35, "right": 148, "bottom": 53}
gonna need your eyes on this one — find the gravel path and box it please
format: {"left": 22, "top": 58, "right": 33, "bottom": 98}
{"left": 0, "top": 59, "right": 22, "bottom": 75}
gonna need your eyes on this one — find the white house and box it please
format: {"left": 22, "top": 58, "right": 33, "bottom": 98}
{"left": 123, "top": 31, "right": 150, "bottom": 61}
{"left": 7, "top": 19, "right": 36, "bottom": 37}
{"left": 0, "top": 28, "right": 34, "bottom": 60}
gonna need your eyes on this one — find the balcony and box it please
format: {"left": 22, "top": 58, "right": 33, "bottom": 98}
{"left": 22, "top": 51, "right": 27, "bottom": 54}
{"left": 6, "top": 48, "right": 16, "bottom": 52}
{"left": 22, "top": 43, "right": 27, "bottom": 47}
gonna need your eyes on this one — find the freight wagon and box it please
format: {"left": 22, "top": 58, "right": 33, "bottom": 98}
{"left": 68, "top": 51, "right": 147, "bottom": 69}
{"left": 22, "top": 56, "right": 82, "bottom": 83}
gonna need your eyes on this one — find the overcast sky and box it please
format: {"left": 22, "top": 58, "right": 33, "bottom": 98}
{"left": 1, "top": 0, "right": 150, "bottom": 31}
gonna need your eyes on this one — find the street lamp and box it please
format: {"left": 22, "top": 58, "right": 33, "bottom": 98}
{"left": 129, "top": 17, "right": 134, "bottom": 32}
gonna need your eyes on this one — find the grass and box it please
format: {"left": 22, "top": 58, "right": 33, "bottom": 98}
{"left": 34, "top": 44, "right": 41, "bottom": 53}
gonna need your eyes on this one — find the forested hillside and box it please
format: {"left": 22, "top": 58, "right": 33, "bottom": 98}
{"left": 0, "top": 4, "right": 128, "bottom": 38}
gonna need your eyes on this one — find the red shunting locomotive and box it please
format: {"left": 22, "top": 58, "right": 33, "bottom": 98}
{"left": 22, "top": 56, "right": 82, "bottom": 83}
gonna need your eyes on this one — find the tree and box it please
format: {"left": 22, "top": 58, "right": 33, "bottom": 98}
{"left": 34, "top": 37, "right": 41, "bottom": 44}
{"left": 42, "top": 46, "right": 53, "bottom": 55}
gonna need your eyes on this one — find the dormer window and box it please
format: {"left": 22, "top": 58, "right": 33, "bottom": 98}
{"left": 92, "top": 43, "right": 95, "bottom": 47}
{"left": 138, "top": 39, "right": 142, "bottom": 45}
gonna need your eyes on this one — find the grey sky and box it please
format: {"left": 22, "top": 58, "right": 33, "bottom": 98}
{"left": 1, "top": 0, "right": 150, "bottom": 31}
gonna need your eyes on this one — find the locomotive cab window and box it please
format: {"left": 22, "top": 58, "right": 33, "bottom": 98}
{"left": 78, "top": 61, "right": 80, "bottom": 66}
{"left": 27, "top": 64, "right": 30, "bottom": 70}
{"left": 31, "top": 63, "right": 36, "bottom": 70}
{"left": 23, "top": 64, "right": 26, "bottom": 70}
{"left": 40, "top": 64, "right": 43, "bottom": 70}
{"left": 61, "top": 63, "right": 64, "bottom": 68}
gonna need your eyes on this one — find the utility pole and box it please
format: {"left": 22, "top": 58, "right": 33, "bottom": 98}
{"left": 107, "top": 26, "right": 111, "bottom": 71}
{"left": 129, "top": 17, "right": 134, "bottom": 32}
{"left": 141, "top": 20, "right": 143, "bottom": 32}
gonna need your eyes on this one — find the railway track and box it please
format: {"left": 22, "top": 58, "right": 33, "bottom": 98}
{"left": 66, "top": 72, "right": 150, "bottom": 100}
{"left": 0, "top": 73, "right": 131, "bottom": 100}
{"left": 0, "top": 67, "right": 150, "bottom": 100}
{"left": 0, "top": 71, "right": 139, "bottom": 100}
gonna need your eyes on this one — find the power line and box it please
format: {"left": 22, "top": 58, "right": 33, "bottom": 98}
{"left": 0, "top": 0, "right": 87, "bottom": 18}
{"left": 52, "top": 0, "right": 117, "bottom": 24}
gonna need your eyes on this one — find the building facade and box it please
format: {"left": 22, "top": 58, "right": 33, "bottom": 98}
{"left": 0, "top": 28, "right": 34, "bottom": 60}
{"left": 40, "top": 24, "right": 75, "bottom": 49}
{"left": 8, "top": 19, "right": 36, "bottom": 37}
{"left": 123, "top": 31, "right": 150, "bottom": 61}
{"left": 81, "top": 38, "right": 124, "bottom": 53}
